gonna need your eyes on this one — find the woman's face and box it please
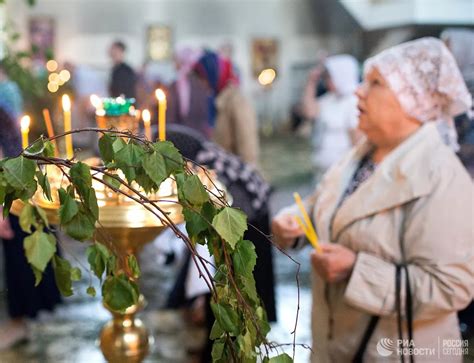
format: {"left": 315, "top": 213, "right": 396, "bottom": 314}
{"left": 356, "top": 67, "right": 420, "bottom": 148}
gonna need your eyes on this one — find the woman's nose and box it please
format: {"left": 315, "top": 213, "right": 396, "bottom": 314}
{"left": 355, "top": 83, "right": 367, "bottom": 99}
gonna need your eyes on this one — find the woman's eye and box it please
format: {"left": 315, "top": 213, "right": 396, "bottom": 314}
{"left": 370, "top": 79, "right": 381, "bottom": 86}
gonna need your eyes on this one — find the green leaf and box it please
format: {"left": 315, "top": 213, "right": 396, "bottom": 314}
{"left": 233, "top": 240, "right": 256, "bottom": 277}
{"left": 233, "top": 239, "right": 257, "bottom": 303}
{"left": 153, "top": 141, "right": 183, "bottom": 174}
{"left": 32, "top": 266, "right": 43, "bottom": 287}
{"left": 3, "top": 156, "right": 36, "bottom": 190}
{"left": 19, "top": 203, "right": 35, "bottom": 233}
{"left": 269, "top": 353, "right": 293, "bottom": 363}
{"left": 35, "top": 205, "right": 49, "bottom": 228}
{"left": 86, "top": 286, "right": 96, "bottom": 297}
{"left": 134, "top": 169, "right": 155, "bottom": 194}
{"left": 142, "top": 151, "right": 167, "bottom": 186}
{"left": 85, "top": 189, "right": 99, "bottom": 221}
{"left": 182, "top": 174, "right": 209, "bottom": 206}
{"left": 237, "top": 331, "right": 254, "bottom": 359}
{"left": 52, "top": 255, "right": 74, "bottom": 297}
{"left": 86, "top": 244, "right": 106, "bottom": 280}
{"left": 115, "top": 143, "right": 144, "bottom": 183}
{"left": 71, "top": 267, "right": 82, "bottom": 281}
{"left": 25, "top": 138, "right": 45, "bottom": 155}
{"left": 98, "top": 134, "right": 115, "bottom": 163}
{"left": 102, "top": 274, "right": 139, "bottom": 312}
{"left": 103, "top": 174, "right": 121, "bottom": 190}
{"left": 183, "top": 208, "right": 208, "bottom": 241}
{"left": 36, "top": 169, "right": 52, "bottom": 201}
{"left": 15, "top": 179, "right": 37, "bottom": 201}
{"left": 209, "top": 320, "right": 224, "bottom": 340}
{"left": 59, "top": 189, "right": 79, "bottom": 224}
{"left": 64, "top": 210, "right": 95, "bottom": 241}
{"left": 211, "top": 340, "right": 225, "bottom": 362}
{"left": 212, "top": 207, "right": 248, "bottom": 249}
{"left": 127, "top": 255, "right": 141, "bottom": 279}
{"left": 112, "top": 137, "right": 126, "bottom": 154}
{"left": 43, "top": 140, "right": 55, "bottom": 158}
{"left": 211, "top": 302, "right": 240, "bottom": 336}
{"left": 69, "top": 162, "right": 92, "bottom": 197}
{"left": 24, "top": 231, "right": 56, "bottom": 272}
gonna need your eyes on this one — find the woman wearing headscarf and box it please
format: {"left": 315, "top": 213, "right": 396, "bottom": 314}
{"left": 272, "top": 38, "right": 473, "bottom": 362}
{"left": 301, "top": 54, "right": 361, "bottom": 172}
{"left": 167, "top": 47, "right": 212, "bottom": 139}
{"left": 193, "top": 51, "right": 260, "bottom": 166}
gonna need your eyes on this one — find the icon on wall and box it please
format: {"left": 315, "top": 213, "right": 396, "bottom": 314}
{"left": 147, "top": 25, "right": 172, "bottom": 61}
{"left": 251, "top": 38, "right": 279, "bottom": 79}
{"left": 29, "top": 16, "right": 55, "bottom": 62}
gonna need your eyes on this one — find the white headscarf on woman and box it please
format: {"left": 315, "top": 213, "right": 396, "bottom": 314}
{"left": 364, "top": 37, "right": 472, "bottom": 151}
{"left": 324, "top": 54, "right": 359, "bottom": 96}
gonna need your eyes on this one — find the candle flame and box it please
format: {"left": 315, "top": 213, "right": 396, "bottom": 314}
{"left": 21, "top": 115, "right": 31, "bottom": 131}
{"left": 155, "top": 88, "right": 166, "bottom": 101}
{"left": 258, "top": 68, "right": 277, "bottom": 86}
{"left": 90, "top": 94, "right": 102, "bottom": 109}
{"left": 62, "top": 94, "right": 71, "bottom": 111}
{"left": 142, "top": 109, "right": 151, "bottom": 124}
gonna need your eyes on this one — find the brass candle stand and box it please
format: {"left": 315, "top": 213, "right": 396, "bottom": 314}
{"left": 11, "top": 109, "right": 223, "bottom": 362}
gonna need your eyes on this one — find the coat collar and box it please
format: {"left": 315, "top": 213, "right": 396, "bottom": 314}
{"left": 330, "top": 123, "right": 443, "bottom": 241}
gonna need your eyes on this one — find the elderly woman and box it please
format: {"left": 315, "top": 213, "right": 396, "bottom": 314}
{"left": 272, "top": 38, "right": 473, "bottom": 362}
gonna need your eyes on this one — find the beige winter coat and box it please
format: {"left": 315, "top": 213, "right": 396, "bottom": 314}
{"left": 279, "top": 123, "right": 473, "bottom": 362}
{"left": 213, "top": 85, "right": 259, "bottom": 167}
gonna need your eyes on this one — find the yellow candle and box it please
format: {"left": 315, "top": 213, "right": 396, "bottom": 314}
{"left": 155, "top": 88, "right": 167, "bottom": 141}
{"left": 294, "top": 192, "right": 321, "bottom": 252}
{"left": 62, "top": 94, "right": 73, "bottom": 159}
{"left": 20, "top": 115, "right": 30, "bottom": 149}
{"left": 142, "top": 109, "right": 152, "bottom": 141}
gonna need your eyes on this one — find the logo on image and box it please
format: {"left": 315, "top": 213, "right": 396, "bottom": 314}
{"left": 376, "top": 338, "right": 394, "bottom": 357}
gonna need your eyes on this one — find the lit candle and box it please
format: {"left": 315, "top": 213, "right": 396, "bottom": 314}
{"left": 142, "top": 109, "right": 152, "bottom": 141}
{"left": 155, "top": 89, "right": 167, "bottom": 141}
{"left": 20, "top": 115, "right": 30, "bottom": 149}
{"left": 62, "top": 94, "right": 73, "bottom": 159}
{"left": 42, "top": 108, "right": 59, "bottom": 157}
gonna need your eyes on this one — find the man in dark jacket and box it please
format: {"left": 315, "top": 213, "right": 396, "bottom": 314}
{"left": 108, "top": 40, "right": 136, "bottom": 98}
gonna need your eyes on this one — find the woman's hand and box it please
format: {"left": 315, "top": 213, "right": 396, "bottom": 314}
{"left": 311, "top": 244, "right": 356, "bottom": 283}
{"left": 271, "top": 214, "right": 304, "bottom": 249}
{"left": 0, "top": 217, "right": 14, "bottom": 240}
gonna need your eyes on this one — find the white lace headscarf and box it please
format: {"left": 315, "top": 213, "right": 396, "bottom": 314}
{"left": 325, "top": 54, "right": 359, "bottom": 96}
{"left": 364, "top": 37, "right": 472, "bottom": 151}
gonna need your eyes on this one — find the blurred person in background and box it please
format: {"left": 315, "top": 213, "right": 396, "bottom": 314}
{"left": 194, "top": 50, "right": 260, "bottom": 166}
{"left": 272, "top": 38, "right": 473, "bottom": 362}
{"left": 108, "top": 40, "right": 136, "bottom": 99}
{"left": 300, "top": 54, "right": 361, "bottom": 174}
{"left": 441, "top": 28, "right": 474, "bottom": 174}
{"left": 0, "top": 64, "right": 61, "bottom": 350}
{"left": 442, "top": 27, "right": 474, "bottom": 340}
{"left": 166, "top": 47, "right": 212, "bottom": 138}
